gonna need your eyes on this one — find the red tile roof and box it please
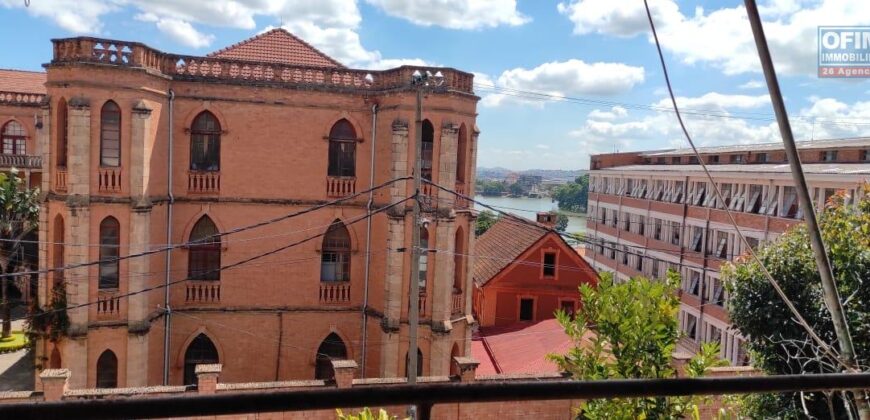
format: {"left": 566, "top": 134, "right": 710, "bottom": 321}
{"left": 0, "top": 69, "right": 46, "bottom": 94}
{"left": 207, "top": 28, "right": 344, "bottom": 68}
{"left": 472, "top": 319, "right": 594, "bottom": 374}
{"left": 473, "top": 215, "right": 549, "bottom": 285}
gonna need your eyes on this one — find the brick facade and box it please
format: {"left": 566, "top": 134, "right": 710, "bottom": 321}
{"left": 28, "top": 34, "right": 480, "bottom": 388}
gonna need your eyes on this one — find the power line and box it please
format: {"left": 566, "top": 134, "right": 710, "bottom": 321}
{"left": 3, "top": 177, "right": 409, "bottom": 279}
{"left": 14, "top": 197, "right": 413, "bottom": 323}
{"left": 474, "top": 83, "right": 870, "bottom": 128}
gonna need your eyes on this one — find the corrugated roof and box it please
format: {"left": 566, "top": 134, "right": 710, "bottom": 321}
{"left": 0, "top": 69, "right": 46, "bottom": 94}
{"left": 473, "top": 216, "right": 549, "bottom": 285}
{"left": 472, "top": 319, "right": 595, "bottom": 374}
{"left": 641, "top": 137, "right": 870, "bottom": 157}
{"left": 595, "top": 162, "right": 870, "bottom": 175}
{"left": 207, "top": 28, "right": 344, "bottom": 68}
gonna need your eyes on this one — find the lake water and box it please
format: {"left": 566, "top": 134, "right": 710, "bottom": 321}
{"left": 474, "top": 195, "right": 587, "bottom": 234}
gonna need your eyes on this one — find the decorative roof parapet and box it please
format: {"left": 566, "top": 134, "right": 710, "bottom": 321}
{"left": 49, "top": 37, "right": 476, "bottom": 96}
{"left": 0, "top": 91, "right": 46, "bottom": 106}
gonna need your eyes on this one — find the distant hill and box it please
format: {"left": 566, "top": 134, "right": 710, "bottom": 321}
{"left": 477, "top": 167, "right": 587, "bottom": 182}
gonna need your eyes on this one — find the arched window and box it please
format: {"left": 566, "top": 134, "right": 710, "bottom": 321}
{"left": 315, "top": 333, "right": 347, "bottom": 380}
{"left": 421, "top": 120, "right": 434, "bottom": 181}
{"left": 1, "top": 121, "right": 26, "bottom": 155}
{"left": 190, "top": 111, "right": 220, "bottom": 171}
{"left": 100, "top": 101, "right": 121, "bottom": 167}
{"left": 405, "top": 349, "right": 424, "bottom": 377}
{"left": 52, "top": 214, "right": 65, "bottom": 289}
{"left": 49, "top": 347, "right": 62, "bottom": 369}
{"left": 96, "top": 350, "right": 118, "bottom": 388}
{"left": 453, "top": 227, "right": 464, "bottom": 292}
{"left": 456, "top": 124, "right": 467, "bottom": 183}
{"left": 183, "top": 334, "right": 219, "bottom": 385}
{"left": 327, "top": 119, "right": 357, "bottom": 177}
{"left": 98, "top": 217, "right": 120, "bottom": 289}
{"left": 57, "top": 98, "right": 68, "bottom": 167}
{"left": 419, "top": 227, "right": 429, "bottom": 291}
{"left": 188, "top": 216, "right": 221, "bottom": 280}
{"left": 321, "top": 220, "right": 350, "bottom": 282}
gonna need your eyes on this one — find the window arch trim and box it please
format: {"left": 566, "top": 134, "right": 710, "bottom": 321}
{"left": 187, "top": 215, "right": 221, "bottom": 281}
{"left": 95, "top": 349, "right": 118, "bottom": 388}
{"left": 100, "top": 100, "right": 121, "bottom": 167}
{"left": 98, "top": 216, "right": 120, "bottom": 290}
{"left": 189, "top": 111, "right": 221, "bottom": 172}
{"left": 1, "top": 119, "right": 27, "bottom": 156}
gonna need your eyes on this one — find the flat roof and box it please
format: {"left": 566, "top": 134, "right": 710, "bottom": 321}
{"left": 594, "top": 163, "right": 870, "bottom": 175}
{"left": 640, "top": 137, "right": 870, "bottom": 157}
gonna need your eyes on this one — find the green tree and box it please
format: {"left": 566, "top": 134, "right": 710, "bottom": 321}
{"left": 475, "top": 210, "right": 499, "bottom": 237}
{"left": 552, "top": 174, "right": 589, "bottom": 213}
{"left": 477, "top": 180, "right": 507, "bottom": 196}
{"left": 508, "top": 182, "right": 524, "bottom": 197}
{"left": 0, "top": 171, "right": 39, "bottom": 338}
{"left": 550, "top": 271, "right": 726, "bottom": 419}
{"left": 554, "top": 213, "right": 569, "bottom": 232}
{"left": 726, "top": 188, "right": 870, "bottom": 418}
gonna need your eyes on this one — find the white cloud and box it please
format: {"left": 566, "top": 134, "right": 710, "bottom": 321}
{"left": 588, "top": 106, "right": 628, "bottom": 121}
{"left": 479, "top": 60, "right": 645, "bottom": 107}
{"left": 739, "top": 80, "right": 765, "bottom": 89}
{"left": 365, "top": 0, "right": 529, "bottom": 29}
{"left": 566, "top": 94, "right": 870, "bottom": 164}
{"left": 0, "top": 0, "right": 116, "bottom": 33}
{"left": 557, "top": 0, "right": 870, "bottom": 76}
{"left": 535, "top": 144, "right": 550, "bottom": 149}
{"left": 654, "top": 92, "right": 770, "bottom": 112}
{"left": 154, "top": 18, "right": 215, "bottom": 48}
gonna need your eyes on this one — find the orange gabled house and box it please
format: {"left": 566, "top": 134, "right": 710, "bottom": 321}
{"left": 472, "top": 213, "right": 599, "bottom": 327}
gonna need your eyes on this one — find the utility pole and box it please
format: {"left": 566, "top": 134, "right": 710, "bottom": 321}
{"left": 407, "top": 70, "right": 443, "bottom": 386}
{"left": 743, "top": 1, "right": 870, "bottom": 417}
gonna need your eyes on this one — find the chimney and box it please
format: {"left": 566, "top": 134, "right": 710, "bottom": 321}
{"left": 39, "top": 369, "right": 70, "bottom": 402}
{"left": 195, "top": 364, "right": 222, "bottom": 394}
{"left": 536, "top": 212, "right": 556, "bottom": 228}
{"left": 331, "top": 359, "right": 358, "bottom": 389}
{"left": 452, "top": 357, "right": 480, "bottom": 382}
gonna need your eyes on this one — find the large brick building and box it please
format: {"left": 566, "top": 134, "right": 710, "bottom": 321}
{"left": 585, "top": 138, "right": 870, "bottom": 365}
{"left": 9, "top": 29, "right": 481, "bottom": 388}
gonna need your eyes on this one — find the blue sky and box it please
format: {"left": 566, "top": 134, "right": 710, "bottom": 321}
{"left": 2, "top": 0, "right": 869, "bottom": 170}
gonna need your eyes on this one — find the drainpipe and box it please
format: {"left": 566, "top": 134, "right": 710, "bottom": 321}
{"left": 360, "top": 103, "right": 378, "bottom": 375}
{"left": 163, "top": 89, "right": 175, "bottom": 385}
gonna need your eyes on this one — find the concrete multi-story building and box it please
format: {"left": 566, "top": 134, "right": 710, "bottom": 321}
{"left": 17, "top": 29, "right": 481, "bottom": 388}
{"left": 584, "top": 138, "right": 870, "bottom": 365}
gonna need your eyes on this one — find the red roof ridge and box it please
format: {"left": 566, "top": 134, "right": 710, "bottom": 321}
{"left": 0, "top": 68, "right": 45, "bottom": 75}
{"left": 207, "top": 28, "right": 344, "bottom": 68}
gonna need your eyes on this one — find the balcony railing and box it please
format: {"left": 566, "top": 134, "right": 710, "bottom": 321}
{"left": 50, "top": 37, "right": 475, "bottom": 95}
{"left": 326, "top": 176, "right": 356, "bottom": 198}
{"left": 6, "top": 369, "right": 870, "bottom": 420}
{"left": 418, "top": 292, "right": 427, "bottom": 317}
{"left": 185, "top": 281, "right": 221, "bottom": 304}
{"left": 319, "top": 282, "right": 351, "bottom": 304}
{"left": 55, "top": 169, "right": 67, "bottom": 192}
{"left": 97, "top": 167, "right": 122, "bottom": 193}
{"left": 454, "top": 183, "right": 467, "bottom": 208}
{"left": 188, "top": 171, "right": 220, "bottom": 194}
{"left": 452, "top": 291, "right": 463, "bottom": 314}
{"left": 0, "top": 154, "right": 41, "bottom": 169}
{"left": 96, "top": 292, "right": 122, "bottom": 318}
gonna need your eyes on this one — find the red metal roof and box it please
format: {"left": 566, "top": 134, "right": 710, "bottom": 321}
{"left": 207, "top": 28, "right": 344, "bottom": 68}
{"left": 0, "top": 69, "right": 46, "bottom": 94}
{"left": 472, "top": 319, "right": 594, "bottom": 374}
